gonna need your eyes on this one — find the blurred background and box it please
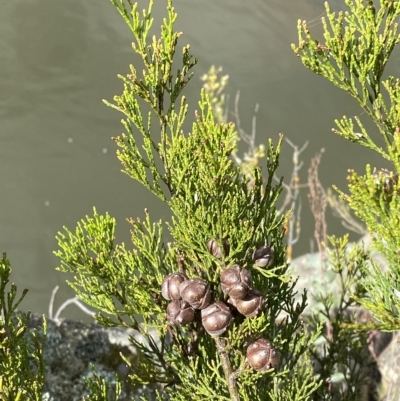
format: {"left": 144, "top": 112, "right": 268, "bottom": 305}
{"left": 0, "top": 0, "right": 397, "bottom": 320}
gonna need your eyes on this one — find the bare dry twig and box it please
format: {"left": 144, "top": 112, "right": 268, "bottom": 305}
{"left": 49, "top": 286, "right": 96, "bottom": 321}
{"left": 308, "top": 149, "right": 328, "bottom": 269}
{"left": 276, "top": 138, "right": 309, "bottom": 261}
{"left": 327, "top": 189, "right": 367, "bottom": 235}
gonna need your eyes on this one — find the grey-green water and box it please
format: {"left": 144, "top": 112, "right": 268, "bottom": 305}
{"left": 0, "top": 0, "right": 396, "bottom": 320}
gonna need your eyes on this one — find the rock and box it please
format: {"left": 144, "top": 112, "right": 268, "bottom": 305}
{"left": 27, "top": 314, "right": 159, "bottom": 401}
{"left": 288, "top": 234, "right": 389, "bottom": 315}
{"left": 377, "top": 331, "right": 400, "bottom": 401}
{"left": 288, "top": 234, "right": 397, "bottom": 401}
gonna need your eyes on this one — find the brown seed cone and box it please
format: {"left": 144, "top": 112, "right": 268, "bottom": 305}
{"left": 207, "top": 238, "right": 230, "bottom": 259}
{"left": 179, "top": 278, "right": 211, "bottom": 309}
{"left": 252, "top": 245, "right": 274, "bottom": 268}
{"left": 246, "top": 338, "right": 280, "bottom": 371}
{"left": 201, "top": 301, "right": 233, "bottom": 336}
{"left": 166, "top": 300, "right": 195, "bottom": 326}
{"left": 220, "top": 264, "right": 252, "bottom": 300}
{"left": 207, "top": 239, "right": 222, "bottom": 259}
{"left": 161, "top": 272, "right": 187, "bottom": 301}
{"left": 228, "top": 289, "right": 263, "bottom": 318}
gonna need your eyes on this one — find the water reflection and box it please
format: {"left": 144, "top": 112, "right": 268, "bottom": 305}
{"left": 0, "top": 0, "right": 393, "bottom": 319}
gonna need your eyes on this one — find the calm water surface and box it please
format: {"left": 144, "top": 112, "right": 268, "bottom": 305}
{"left": 0, "top": 0, "right": 396, "bottom": 319}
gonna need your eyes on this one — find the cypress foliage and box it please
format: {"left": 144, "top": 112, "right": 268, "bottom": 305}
{"left": 0, "top": 254, "right": 46, "bottom": 400}
{"left": 292, "top": 2, "right": 400, "bottom": 398}
{"left": 55, "top": 0, "right": 320, "bottom": 399}
{"left": 292, "top": 0, "right": 400, "bottom": 331}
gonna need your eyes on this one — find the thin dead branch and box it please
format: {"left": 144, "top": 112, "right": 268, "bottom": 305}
{"left": 308, "top": 149, "right": 328, "bottom": 269}
{"left": 49, "top": 286, "right": 96, "bottom": 321}
{"left": 276, "top": 138, "right": 309, "bottom": 261}
{"left": 327, "top": 188, "right": 367, "bottom": 235}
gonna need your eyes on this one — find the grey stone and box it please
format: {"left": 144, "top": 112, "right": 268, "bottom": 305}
{"left": 377, "top": 331, "right": 400, "bottom": 401}
{"left": 27, "top": 314, "right": 159, "bottom": 401}
{"left": 288, "top": 234, "right": 398, "bottom": 400}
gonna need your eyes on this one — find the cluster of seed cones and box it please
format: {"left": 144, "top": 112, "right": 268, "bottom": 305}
{"left": 160, "top": 239, "right": 280, "bottom": 372}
